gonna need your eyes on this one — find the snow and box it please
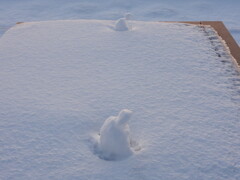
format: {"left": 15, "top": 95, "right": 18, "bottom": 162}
{"left": 115, "top": 18, "right": 130, "bottom": 31}
{"left": 0, "top": 0, "right": 239, "bottom": 44}
{"left": 97, "top": 109, "right": 135, "bottom": 161}
{"left": 0, "top": 19, "right": 239, "bottom": 179}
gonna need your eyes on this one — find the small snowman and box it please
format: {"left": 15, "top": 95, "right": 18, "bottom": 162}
{"left": 99, "top": 109, "right": 133, "bottom": 160}
{"left": 115, "top": 13, "right": 132, "bottom": 31}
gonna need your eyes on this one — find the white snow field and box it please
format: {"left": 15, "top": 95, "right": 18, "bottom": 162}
{"left": 0, "top": 0, "right": 240, "bottom": 44}
{"left": 0, "top": 20, "right": 240, "bottom": 179}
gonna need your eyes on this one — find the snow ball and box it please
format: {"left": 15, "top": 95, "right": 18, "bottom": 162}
{"left": 98, "top": 109, "right": 134, "bottom": 160}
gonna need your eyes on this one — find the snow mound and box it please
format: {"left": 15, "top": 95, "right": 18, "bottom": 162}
{"left": 97, "top": 109, "right": 135, "bottom": 160}
{"left": 115, "top": 18, "right": 129, "bottom": 31}
{"left": 115, "top": 14, "right": 132, "bottom": 31}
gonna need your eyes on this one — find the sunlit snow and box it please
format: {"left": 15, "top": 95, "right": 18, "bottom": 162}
{"left": 0, "top": 19, "right": 239, "bottom": 179}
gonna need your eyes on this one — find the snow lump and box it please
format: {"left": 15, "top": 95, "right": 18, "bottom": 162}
{"left": 115, "top": 13, "right": 132, "bottom": 31}
{"left": 97, "top": 109, "right": 135, "bottom": 161}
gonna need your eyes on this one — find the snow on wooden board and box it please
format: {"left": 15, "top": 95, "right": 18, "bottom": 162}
{"left": 0, "top": 20, "right": 239, "bottom": 180}
{"left": 0, "top": 0, "right": 240, "bottom": 45}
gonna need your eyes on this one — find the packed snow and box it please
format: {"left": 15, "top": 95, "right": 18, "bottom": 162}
{"left": 115, "top": 13, "right": 132, "bottom": 31}
{"left": 96, "top": 109, "right": 137, "bottom": 161}
{"left": 0, "top": 0, "right": 240, "bottom": 44}
{"left": 115, "top": 18, "right": 129, "bottom": 31}
{"left": 0, "top": 19, "right": 239, "bottom": 180}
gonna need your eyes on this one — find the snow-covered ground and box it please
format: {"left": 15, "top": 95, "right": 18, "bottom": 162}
{"left": 0, "top": 0, "right": 240, "bottom": 44}
{"left": 0, "top": 19, "right": 239, "bottom": 180}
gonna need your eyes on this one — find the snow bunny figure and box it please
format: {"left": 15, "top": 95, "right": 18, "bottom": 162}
{"left": 99, "top": 109, "right": 133, "bottom": 160}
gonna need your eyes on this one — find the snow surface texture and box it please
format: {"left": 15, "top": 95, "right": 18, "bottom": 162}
{"left": 0, "top": 20, "right": 240, "bottom": 179}
{"left": 0, "top": 0, "right": 239, "bottom": 44}
{"left": 95, "top": 109, "right": 137, "bottom": 161}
